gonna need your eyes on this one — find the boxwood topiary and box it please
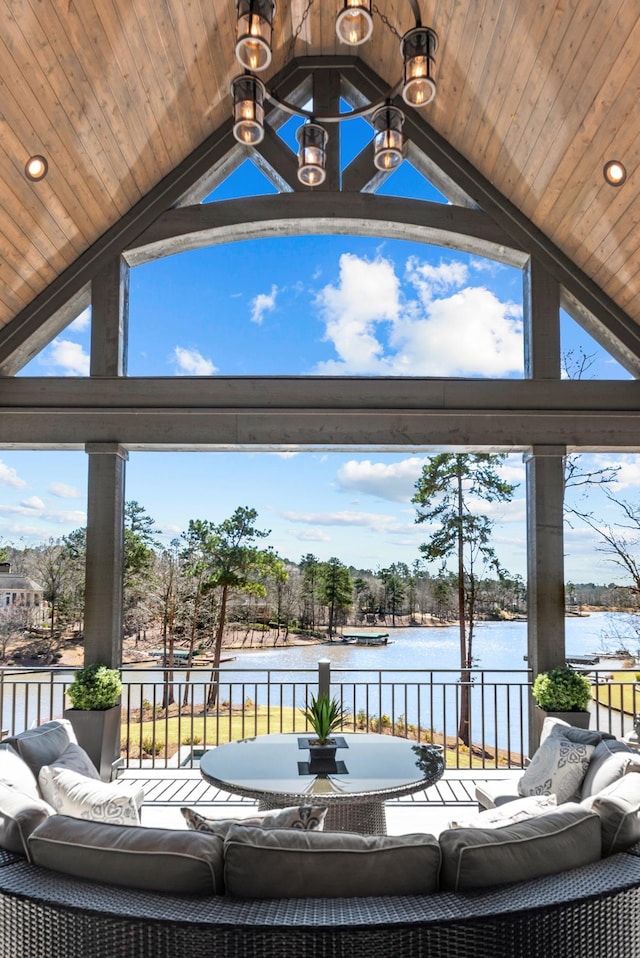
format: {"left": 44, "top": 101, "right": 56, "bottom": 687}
{"left": 531, "top": 666, "right": 592, "bottom": 712}
{"left": 67, "top": 663, "right": 122, "bottom": 710}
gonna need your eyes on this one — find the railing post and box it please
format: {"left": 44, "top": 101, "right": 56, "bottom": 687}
{"left": 318, "top": 659, "right": 331, "bottom": 699}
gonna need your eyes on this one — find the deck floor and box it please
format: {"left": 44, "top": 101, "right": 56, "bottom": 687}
{"left": 122, "top": 768, "right": 516, "bottom": 835}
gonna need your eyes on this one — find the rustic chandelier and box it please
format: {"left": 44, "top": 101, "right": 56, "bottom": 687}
{"left": 232, "top": 0, "right": 438, "bottom": 186}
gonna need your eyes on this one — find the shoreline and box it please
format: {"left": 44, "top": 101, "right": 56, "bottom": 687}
{"left": 1, "top": 607, "right": 629, "bottom": 669}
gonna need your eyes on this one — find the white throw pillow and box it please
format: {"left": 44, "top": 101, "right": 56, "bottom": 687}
{"left": 518, "top": 736, "right": 594, "bottom": 804}
{"left": 450, "top": 794, "right": 557, "bottom": 829}
{"left": 181, "top": 804, "right": 327, "bottom": 835}
{"left": 38, "top": 766, "right": 142, "bottom": 825}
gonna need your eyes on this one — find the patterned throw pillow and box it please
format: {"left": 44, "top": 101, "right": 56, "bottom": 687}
{"left": 38, "top": 765, "right": 142, "bottom": 826}
{"left": 518, "top": 736, "right": 594, "bottom": 804}
{"left": 450, "top": 794, "right": 557, "bottom": 829}
{"left": 181, "top": 804, "right": 327, "bottom": 836}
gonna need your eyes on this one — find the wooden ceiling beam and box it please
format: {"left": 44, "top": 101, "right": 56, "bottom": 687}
{"left": 2, "top": 376, "right": 640, "bottom": 450}
{"left": 126, "top": 193, "right": 523, "bottom": 268}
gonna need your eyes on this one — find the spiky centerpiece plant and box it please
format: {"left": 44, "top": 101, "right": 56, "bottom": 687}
{"left": 302, "top": 693, "right": 345, "bottom": 751}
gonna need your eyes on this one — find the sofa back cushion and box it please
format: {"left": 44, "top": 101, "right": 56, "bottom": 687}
{"left": 580, "top": 739, "right": 640, "bottom": 799}
{"left": 540, "top": 716, "right": 614, "bottom": 747}
{"left": 0, "top": 743, "right": 40, "bottom": 799}
{"left": 582, "top": 772, "right": 640, "bottom": 855}
{"left": 4, "top": 720, "right": 76, "bottom": 778}
{"left": 0, "top": 782, "right": 54, "bottom": 860}
{"left": 28, "top": 815, "right": 224, "bottom": 895}
{"left": 224, "top": 826, "right": 441, "bottom": 898}
{"left": 439, "top": 805, "right": 601, "bottom": 891}
{"left": 518, "top": 736, "right": 594, "bottom": 803}
{"left": 48, "top": 742, "right": 101, "bottom": 780}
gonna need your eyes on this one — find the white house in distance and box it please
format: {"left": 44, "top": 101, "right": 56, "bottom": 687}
{"left": 0, "top": 563, "right": 45, "bottom": 612}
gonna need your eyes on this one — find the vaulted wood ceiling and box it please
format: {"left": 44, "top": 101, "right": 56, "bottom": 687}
{"left": 2, "top": 0, "right": 639, "bottom": 373}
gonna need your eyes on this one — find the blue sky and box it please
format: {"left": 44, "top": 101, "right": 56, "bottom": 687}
{"left": 1, "top": 153, "right": 636, "bottom": 583}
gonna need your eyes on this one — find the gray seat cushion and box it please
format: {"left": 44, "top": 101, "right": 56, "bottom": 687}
{"left": 439, "top": 805, "right": 601, "bottom": 891}
{"left": 28, "top": 815, "right": 224, "bottom": 895}
{"left": 224, "top": 826, "right": 442, "bottom": 898}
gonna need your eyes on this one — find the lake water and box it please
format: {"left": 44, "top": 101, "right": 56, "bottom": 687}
{"left": 212, "top": 610, "right": 633, "bottom": 677}
{"left": 3, "top": 612, "right": 636, "bottom": 750}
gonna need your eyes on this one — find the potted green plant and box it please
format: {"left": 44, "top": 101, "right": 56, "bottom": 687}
{"left": 531, "top": 666, "right": 592, "bottom": 738}
{"left": 64, "top": 664, "right": 123, "bottom": 780}
{"left": 301, "top": 693, "right": 345, "bottom": 760}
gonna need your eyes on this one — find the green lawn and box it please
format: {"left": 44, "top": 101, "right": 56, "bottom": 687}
{"left": 592, "top": 672, "right": 640, "bottom": 716}
{"left": 121, "top": 705, "right": 518, "bottom": 766}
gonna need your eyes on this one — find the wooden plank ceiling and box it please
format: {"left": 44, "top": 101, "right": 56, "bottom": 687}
{"left": 1, "top": 0, "right": 639, "bottom": 357}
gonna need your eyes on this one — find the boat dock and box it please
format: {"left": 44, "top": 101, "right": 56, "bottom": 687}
{"left": 341, "top": 632, "right": 390, "bottom": 646}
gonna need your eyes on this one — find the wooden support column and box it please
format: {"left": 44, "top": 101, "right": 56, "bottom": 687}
{"left": 84, "top": 257, "right": 129, "bottom": 667}
{"left": 90, "top": 256, "right": 129, "bottom": 376}
{"left": 84, "top": 443, "right": 128, "bottom": 668}
{"left": 312, "top": 70, "right": 340, "bottom": 192}
{"left": 525, "top": 445, "right": 566, "bottom": 754}
{"left": 524, "top": 257, "right": 560, "bottom": 379}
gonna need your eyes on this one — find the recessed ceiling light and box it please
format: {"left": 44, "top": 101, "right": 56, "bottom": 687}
{"left": 603, "top": 160, "right": 627, "bottom": 187}
{"left": 24, "top": 155, "right": 48, "bottom": 181}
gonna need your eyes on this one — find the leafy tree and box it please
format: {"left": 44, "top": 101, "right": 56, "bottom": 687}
{"left": 319, "top": 558, "right": 353, "bottom": 638}
{"left": 124, "top": 501, "right": 160, "bottom": 642}
{"left": 26, "top": 538, "right": 74, "bottom": 642}
{"left": 299, "top": 554, "right": 321, "bottom": 629}
{"left": 183, "top": 507, "right": 281, "bottom": 707}
{"left": 379, "top": 564, "right": 406, "bottom": 626}
{"left": 60, "top": 528, "right": 87, "bottom": 633}
{"left": 412, "top": 454, "right": 516, "bottom": 745}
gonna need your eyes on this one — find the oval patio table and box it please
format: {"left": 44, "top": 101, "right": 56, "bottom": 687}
{"left": 199, "top": 732, "right": 444, "bottom": 834}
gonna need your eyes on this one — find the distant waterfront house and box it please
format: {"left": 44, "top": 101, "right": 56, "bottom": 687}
{"left": 0, "top": 563, "right": 45, "bottom": 612}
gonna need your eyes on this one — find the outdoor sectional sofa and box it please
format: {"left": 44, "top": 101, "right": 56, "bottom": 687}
{"left": 1, "top": 718, "right": 640, "bottom": 958}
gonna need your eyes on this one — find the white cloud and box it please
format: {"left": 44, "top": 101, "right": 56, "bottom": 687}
{"left": 602, "top": 455, "right": 640, "bottom": 490}
{"left": 250, "top": 285, "right": 278, "bottom": 325}
{"left": 313, "top": 252, "right": 523, "bottom": 377}
{"left": 293, "top": 529, "right": 332, "bottom": 543}
{"left": 39, "top": 339, "right": 90, "bottom": 376}
{"left": 283, "top": 509, "right": 399, "bottom": 532}
{"left": 172, "top": 346, "right": 217, "bottom": 376}
{"left": 392, "top": 286, "right": 523, "bottom": 377}
{"left": 0, "top": 461, "right": 27, "bottom": 489}
{"left": 49, "top": 482, "right": 81, "bottom": 499}
{"left": 315, "top": 254, "right": 400, "bottom": 373}
{"left": 68, "top": 307, "right": 91, "bottom": 333}
{"left": 405, "top": 256, "right": 468, "bottom": 297}
{"left": 337, "top": 457, "right": 429, "bottom": 502}
{"left": 0, "top": 501, "right": 85, "bottom": 524}
{"left": 21, "top": 496, "right": 45, "bottom": 510}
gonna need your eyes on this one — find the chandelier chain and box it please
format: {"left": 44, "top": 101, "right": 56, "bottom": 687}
{"left": 286, "top": 0, "right": 317, "bottom": 63}
{"left": 372, "top": 3, "right": 403, "bottom": 42}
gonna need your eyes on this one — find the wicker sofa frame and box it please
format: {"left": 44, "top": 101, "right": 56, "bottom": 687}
{"left": 2, "top": 846, "right": 640, "bottom": 958}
